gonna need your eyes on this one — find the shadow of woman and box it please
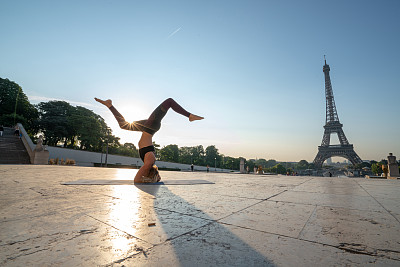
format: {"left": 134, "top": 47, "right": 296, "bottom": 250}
{"left": 133, "top": 184, "right": 276, "bottom": 266}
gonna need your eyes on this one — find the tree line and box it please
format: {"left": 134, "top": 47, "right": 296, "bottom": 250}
{"left": 3, "top": 77, "right": 397, "bottom": 172}
{"left": 1, "top": 78, "right": 318, "bottom": 171}
{"left": 0, "top": 78, "right": 138, "bottom": 157}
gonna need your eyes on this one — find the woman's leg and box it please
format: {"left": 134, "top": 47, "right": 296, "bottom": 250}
{"left": 160, "top": 98, "right": 191, "bottom": 118}
{"left": 95, "top": 98, "right": 143, "bottom": 131}
{"left": 146, "top": 98, "right": 203, "bottom": 127}
{"left": 109, "top": 106, "right": 143, "bottom": 131}
{"left": 95, "top": 97, "right": 203, "bottom": 134}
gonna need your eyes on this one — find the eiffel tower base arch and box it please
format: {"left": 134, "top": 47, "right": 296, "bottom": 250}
{"left": 313, "top": 145, "right": 363, "bottom": 169}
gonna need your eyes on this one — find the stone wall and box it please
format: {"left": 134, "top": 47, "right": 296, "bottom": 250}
{"left": 46, "top": 146, "right": 230, "bottom": 172}
{"left": 17, "top": 123, "right": 231, "bottom": 171}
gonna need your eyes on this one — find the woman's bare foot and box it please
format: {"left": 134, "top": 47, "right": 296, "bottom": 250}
{"left": 94, "top": 97, "right": 112, "bottom": 108}
{"left": 189, "top": 114, "right": 204, "bottom": 122}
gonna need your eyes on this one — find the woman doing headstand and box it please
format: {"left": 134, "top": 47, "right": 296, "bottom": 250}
{"left": 95, "top": 97, "right": 204, "bottom": 183}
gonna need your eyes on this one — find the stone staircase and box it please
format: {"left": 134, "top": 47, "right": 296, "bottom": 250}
{"left": 0, "top": 127, "right": 31, "bottom": 164}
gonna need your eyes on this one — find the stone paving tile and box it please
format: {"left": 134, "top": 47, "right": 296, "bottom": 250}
{"left": 374, "top": 197, "right": 400, "bottom": 214}
{"left": 220, "top": 200, "right": 316, "bottom": 238}
{"left": 292, "top": 178, "right": 370, "bottom": 196}
{"left": 165, "top": 173, "right": 308, "bottom": 200}
{"left": 1, "top": 214, "right": 151, "bottom": 266}
{"left": 206, "top": 185, "right": 286, "bottom": 200}
{"left": 154, "top": 192, "right": 262, "bottom": 220}
{"left": 357, "top": 184, "right": 400, "bottom": 200}
{"left": 357, "top": 179, "right": 400, "bottom": 186}
{"left": 0, "top": 186, "right": 115, "bottom": 223}
{"left": 86, "top": 198, "right": 211, "bottom": 245}
{"left": 117, "top": 222, "right": 399, "bottom": 267}
{"left": 270, "top": 190, "right": 386, "bottom": 212}
{"left": 1, "top": 165, "right": 400, "bottom": 266}
{"left": 66, "top": 184, "right": 147, "bottom": 201}
{"left": 0, "top": 186, "right": 39, "bottom": 207}
{"left": 227, "top": 223, "right": 400, "bottom": 267}
{"left": 394, "top": 213, "right": 400, "bottom": 223}
{"left": 1, "top": 209, "right": 103, "bottom": 246}
{"left": 292, "top": 186, "right": 370, "bottom": 196}
{"left": 187, "top": 194, "right": 262, "bottom": 220}
{"left": 299, "top": 206, "right": 400, "bottom": 260}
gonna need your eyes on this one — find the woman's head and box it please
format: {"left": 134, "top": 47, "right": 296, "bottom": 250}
{"left": 147, "top": 165, "right": 161, "bottom": 182}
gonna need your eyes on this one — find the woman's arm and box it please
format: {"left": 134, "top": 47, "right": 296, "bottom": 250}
{"left": 134, "top": 164, "right": 152, "bottom": 182}
{"left": 134, "top": 152, "right": 156, "bottom": 182}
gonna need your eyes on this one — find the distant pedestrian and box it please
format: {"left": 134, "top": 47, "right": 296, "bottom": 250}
{"left": 14, "top": 126, "right": 20, "bottom": 137}
{"left": 207, "top": 165, "right": 209, "bottom": 172}
{"left": 0, "top": 125, "right": 3, "bottom": 137}
{"left": 191, "top": 164, "right": 194, "bottom": 172}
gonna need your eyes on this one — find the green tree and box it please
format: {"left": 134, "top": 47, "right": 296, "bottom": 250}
{"left": 308, "top": 162, "right": 315, "bottom": 169}
{"left": 205, "top": 145, "right": 220, "bottom": 168}
{"left": 245, "top": 159, "right": 255, "bottom": 172}
{"left": 296, "top": 160, "right": 309, "bottom": 170}
{"left": 0, "top": 78, "right": 38, "bottom": 133}
{"left": 223, "top": 156, "right": 235, "bottom": 170}
{"left": 191, "top": 145, "right": 205, "bottom": 166}
{"left": 0, "top": 113, "right": 27, "bottom": 127}
{"left": 152, "top": 142, "right": 161, "bottom": 160}
{"left": 159, "top": 144, "right": 179, "bottom": 162}
{"left": 254, "top": 158, "right": 268, "bottom": 168}
{"left": 111, "top": 142, "right": 139, "bottom": 157}
{"left": 271, "top": 163, "right": 286, "bottom": 174}
{"left": 178, "top": 146, "right": 192, "bottom": 164}
{"left": 105, "top": 130, "right": 122, "bottom": 155}
{"left": 37, "top": 101, "right": 74, "bottom": 146}
{"left": 354, "top": 161, "right": 371, "bottom": 169}
{"left": 371, "top": 163, "right": 378, "bottom": 175}
{"left": 122, "top": 143, "right": 139, "bottom": 157}
{"left": 371, "top": 163, "right": 383, "bottom": 176}
{"left": 265, "top": 159, "right": 277, "bottom": 168}
{"left": 232, "top": 157, "right": 241, "bottom": 170}
{"left": 371, "top": 162, "right": 383, "bottom": 175}
{"left": 37, "top": 100, "right": 112, "bottom": 151}
{"left": 69, "top": 106, "right": 107, "bottom": 151}
{"left": 380, "top": 159, "right": 388, "bottom": 165}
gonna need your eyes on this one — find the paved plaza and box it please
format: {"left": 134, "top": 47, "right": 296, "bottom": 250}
{"left": 1, "top": 165, "right": 400, "bottom": 266}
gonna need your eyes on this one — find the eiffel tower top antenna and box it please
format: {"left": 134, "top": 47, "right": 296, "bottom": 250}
{"left": 324, "top": 55, "right": 326, "bottom": 64}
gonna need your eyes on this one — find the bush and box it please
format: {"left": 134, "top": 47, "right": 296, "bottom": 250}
{"left": 65, "top": 159, "right": 76, "bottom": 165}
{"left": 49, "top": 158, "right": 75, "bottom": 165}
{"left": 0, "top": 113, "right": 27, "bottom": 127}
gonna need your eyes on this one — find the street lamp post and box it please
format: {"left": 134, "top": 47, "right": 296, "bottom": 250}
{"left": 214, "top": 157, "right": 216, "bottom": 172}
{"left": 105, "top": 142, "right": 109, "bottom": 167}
{"left": 100, "top": 143, "right": 104, "bottom": 167}
{"left": 13, "top": 87, "right": 21, "bottom": 125}
{"left": 105, "top": 128, "right": 110, "bottom": 167}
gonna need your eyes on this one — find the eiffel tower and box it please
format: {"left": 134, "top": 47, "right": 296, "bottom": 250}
{"left": 313, "top": 57, "right": 362, "bottom": 168}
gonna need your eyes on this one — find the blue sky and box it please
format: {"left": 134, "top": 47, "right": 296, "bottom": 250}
{"left": 1, "top": 0, "right": 399, "bottom": 162}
